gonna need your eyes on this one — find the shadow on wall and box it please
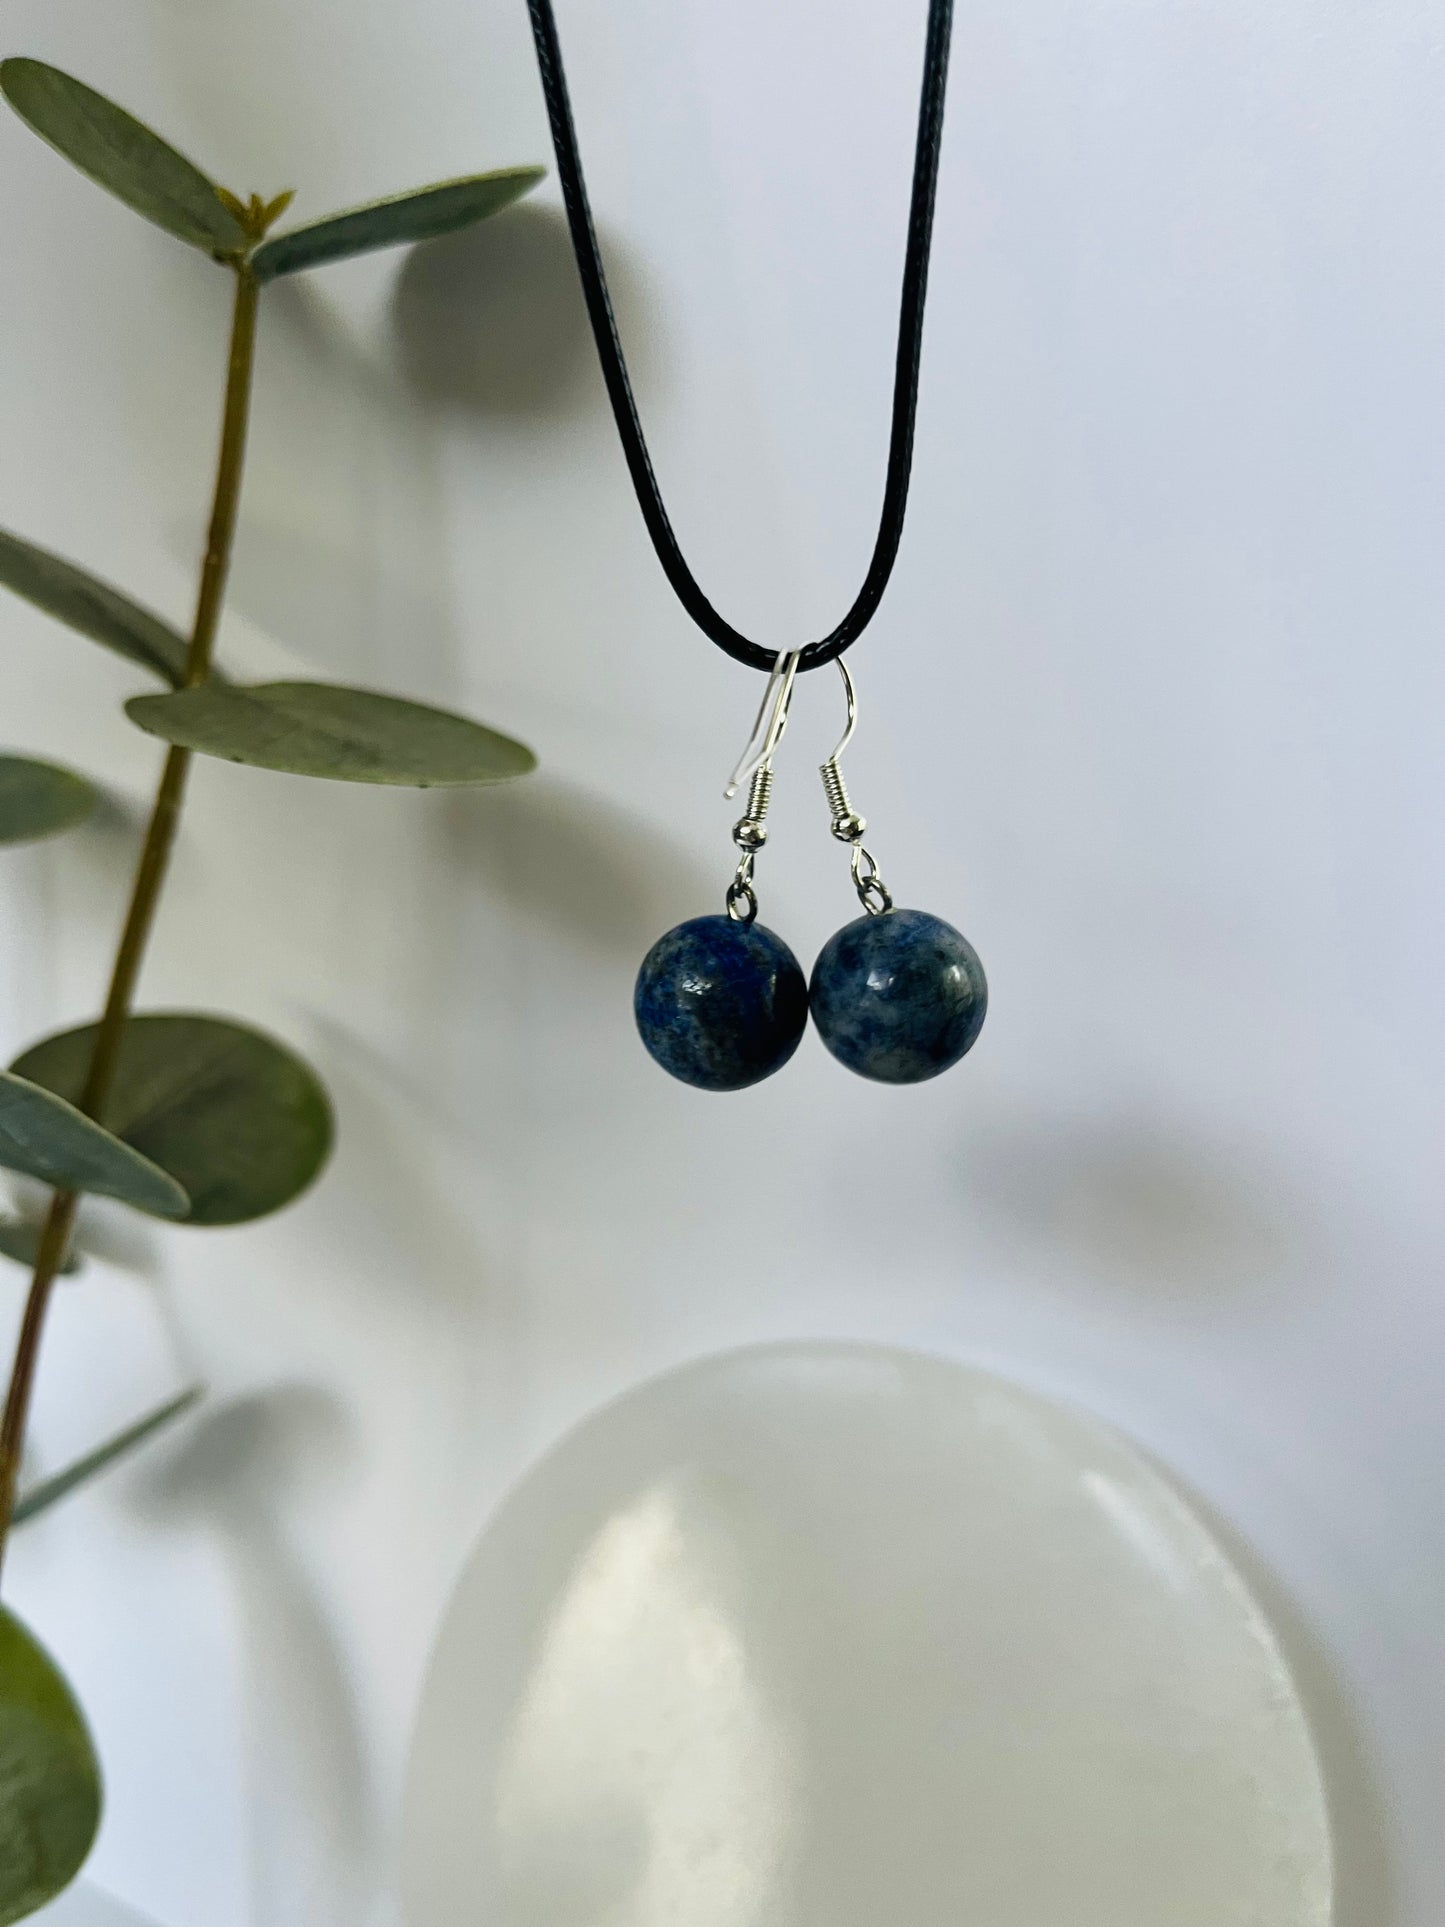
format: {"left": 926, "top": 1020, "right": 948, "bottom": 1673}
{"left": 28, "top": 1879, "right": 165, "bottom": 1925}
{"left": 966, "top": 1116, "right": 1308, "bottom": 1304}
{"left": 220, "top": 517, "right": 452, "bottom": 684}
{"left": 1163, "top": 1471, "right": 1399, "bottom": 1927}
{"left": 294, "top": 1011, "right": 513, "bottom": 1320}
{"left": 390, "top": 201, "right": 659, "bottom": 420}
{"left": 157, "top": 207, "right": 654, "bottom": 695}
{"left": 135, "top": 1386, "right": 372, "bottom": 1927}
{"left": 242, "top": 270, "right": 447, "bottom": 685}
{"left": 166, "top": 266, "right": 453, "bottom": 689}
{"left": 436, "top": 778, "right": 711, "bottom": 961}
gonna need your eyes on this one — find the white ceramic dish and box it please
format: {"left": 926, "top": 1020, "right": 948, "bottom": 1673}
{"left": 403, "top": 1342, "right": 1331, "bottom": 1926}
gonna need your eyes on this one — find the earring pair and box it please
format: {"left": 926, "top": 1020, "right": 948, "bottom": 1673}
{"left": 635, "top": 655, "right": 987, "bottom": 1092}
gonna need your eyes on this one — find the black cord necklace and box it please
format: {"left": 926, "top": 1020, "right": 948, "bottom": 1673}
{"left": 526, "top": 2, "right": 986, "bottom": 1098}
{"left": 524, "top": 0, "right": 956, "bottom": 675}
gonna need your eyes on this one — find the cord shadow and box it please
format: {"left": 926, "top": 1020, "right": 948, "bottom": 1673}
{"left": 965, "top": 1115, "right": 1306, "bottom": 1305}
{"left": 435, "top": 777, "right": 711, "bottom": 960}
{"left": 134, "top": 1385, "right": 372, "bottom": 1927}
{"left": 390, "top": 202, "right": 659, "bottom": 420}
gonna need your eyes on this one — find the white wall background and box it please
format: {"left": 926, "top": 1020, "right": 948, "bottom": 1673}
{"left": 0, "top": 0, "right": 1439, "bottom": 1922}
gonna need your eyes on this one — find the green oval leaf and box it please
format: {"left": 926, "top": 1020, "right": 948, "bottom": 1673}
{"left": 0, "top": 1607, "right": 101, "bottom": 1926}
{"left": 0, "top": 1219, "right": 80, "bottom": 1276}
{"left": 0, "top": 527, "right": 188, "bottom": 686}
{"left": 0, "top": 59, "right": 246, "bottom": 258}
{"left": 0, "top": 1073, "right": 188, "bottom": 1218}
{"left": 125, "top": 681, "right": 537, "bottom": 787}
{"left": 14, "top": 1387, "right": 202, "bottom": 1528}
{"left": 251, "top": 166, "right": 545, "bottom": 282}
{"left": 0, "top": 757, "right": 95, "bottom": 847}
{"left": 13, "top": 1015, "right": 333, "bottom": 1226}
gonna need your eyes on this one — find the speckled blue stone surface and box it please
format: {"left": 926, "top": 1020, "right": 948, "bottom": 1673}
{"left": 810, "top": 908, "right": 987, "bottom": 1084}
{"left": 635, "top": 915, "right": 809, "bottom": 1091}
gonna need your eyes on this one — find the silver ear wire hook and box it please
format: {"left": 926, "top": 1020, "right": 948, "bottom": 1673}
{"left": 723, "top": 649, "right": 801, "bottom": 923}
{"left": 820, "top": 658, "right": 893, "bottom": 915}
{"left": 724, "top": 649, "right": 801, "bottom": 799}
{"left": 831, "top": 657, "right": 859, "bottom": 760}
{"left": 820, "top": 659, "right": 864, "bottom": 840}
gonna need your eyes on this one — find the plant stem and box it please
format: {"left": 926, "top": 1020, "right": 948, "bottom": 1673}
{"left": 0, "top": 265, "right": 260, "bottom": 1574}
{"left": 186, "top": 265, "right": 258, "bottom": 690}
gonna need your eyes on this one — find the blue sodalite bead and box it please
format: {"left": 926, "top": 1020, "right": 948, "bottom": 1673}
{"left": 810, "top": 908, "right": 987, "bottom": 1084}
{"left": 635, "top": 914, "right": 809, "bottom": 1091}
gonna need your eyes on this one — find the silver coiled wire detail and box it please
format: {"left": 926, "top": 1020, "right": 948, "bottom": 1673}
{"left": 727, "top": 765, "right": 772, "bottom": 924}
{"left": 723, "top": 652, "right": 798, "bottom": 925}
{"left": 820, "top": 757, "right": 864, "bottom": 843}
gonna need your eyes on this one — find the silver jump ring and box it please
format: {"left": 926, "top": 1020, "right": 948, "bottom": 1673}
{"left": 851, "top": 844, "right": 893, "bottom": 916}
{"left": 726, "top": 876, "right": 759, "bottom": 924}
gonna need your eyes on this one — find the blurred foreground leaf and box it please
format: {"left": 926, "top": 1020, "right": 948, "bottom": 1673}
{"left": 14, "top": 1015, "right": 332, "bottom": 1226}
{"left": 0, "top": 1606, "right": 101, "bottom": 1926}
{"left": 0, "top": 758, "right": 94, "bottom": 847}
{"left": 0, "top": 59, "right": 245, "bottom": 257}
{"left": 0, "top": 1074, "right": 188, "bottom": 1218}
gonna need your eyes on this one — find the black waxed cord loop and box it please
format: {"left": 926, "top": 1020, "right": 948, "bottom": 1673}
{"left": 524, "top": 0, "right": 955, "bottom": 674}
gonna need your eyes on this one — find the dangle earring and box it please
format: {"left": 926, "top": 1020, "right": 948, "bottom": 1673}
{"left": 528, "top": 0, "right": 975, "bottom": 1092}
{"left": 808, "top": 662, "right": 988, "bottom": 1084}
{"left": 634, "top": 653, "right": 809, "bottom": 1092}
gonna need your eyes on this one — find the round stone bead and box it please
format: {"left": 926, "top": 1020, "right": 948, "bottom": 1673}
{"left": 810, "top": 907, "right": 987, "bottom": 1084}
{"left": 635, "top": 914, "right": 809, "bottom": 1092}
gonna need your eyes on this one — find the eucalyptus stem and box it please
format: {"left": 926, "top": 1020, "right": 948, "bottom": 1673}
{"left": 0, "top": 264, "right": 260, "bottom": 1573}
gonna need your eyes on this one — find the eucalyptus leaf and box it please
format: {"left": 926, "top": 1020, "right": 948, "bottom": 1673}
{"left": 13, "top": 1387, "right": 202, "bottom": 1527}
{"left": 13, "top": 1015, "right": 333, "bottom": 1227}
{"left": 125, "top": 681, "right": 537, "bottom": 787}
{"left": 251, "top": 167, "right": 545, "bottom": 281}
{"left": 0, "top": 528, "right": 188, "bottom": 686}
{"left": 0, "top": 1073, "right": 188, "bottom": 1219}
{"left": 0, "top": 1219, "right": 80, "bottom": 1276}
{"left": 0, "top": 1607, "right": 101, "bottom": 1926}
{"left": 0, "top": 757, "right": 94, "bottom": 847}
{"left": 0, "top": 59, "right": 246, "bottom": 258}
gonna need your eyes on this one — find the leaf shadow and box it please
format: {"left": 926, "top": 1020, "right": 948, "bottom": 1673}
{"left": 219, "top": 517, "right": 451, "bottom": 684}
{"left": 295, "top": 1011, "right": 514, "bottom": 1320}
{"left": 54, "top": 783, "right": 171, "bottom": 955}
{"left": 133, "top": 1385, "right": 374, "bottom": 1923}
{"left": 162, "top": 269, "right": 448, "bottom": 688}
{"left": 67, "top": 1198, "right": 164, "bottom": 1275}
{"left": 0, "top": 1182, "right": 161, "bottom": 1279}
{"left": 28, "top": 1880, "right": 165, "bottom": 1925}
{"left": 79, "top": 782, "right": 152, "bottom": 838}
{"left": 435, "top": 776, "right": 712, "bottom": 961}
{"left": 390, "top": 201, "right": 660, "bottom": 421}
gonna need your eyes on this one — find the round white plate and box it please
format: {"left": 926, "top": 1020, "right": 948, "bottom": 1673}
{"left": 403, "top": 1343, "right": 1331, "bottom": 1926}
